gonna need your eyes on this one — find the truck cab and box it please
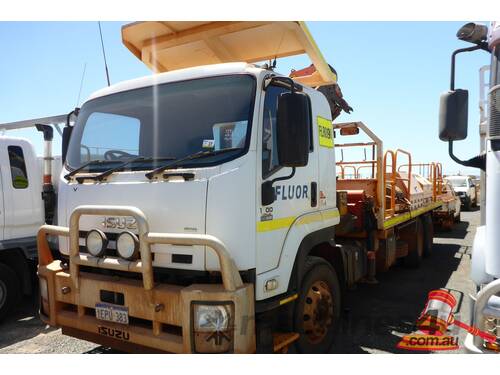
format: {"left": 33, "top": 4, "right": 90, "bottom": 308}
{"left": 444, "top": 175, "right": 477, "bottom": 210}
{"left": 0, "top": 136, "right": 43, "bottom": 319}
{"left": 58, "top": 62, "right": 338, "bottom": 301}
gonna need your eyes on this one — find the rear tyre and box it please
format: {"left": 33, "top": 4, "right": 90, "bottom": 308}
{"left": 293, "top": 256, "right": 341, "bottom": 353}
{"left": 403, "top": 220, "right": 424, "bottom": 268}
{"left": 0, "top": 263, "right": 21, "bottom": 321}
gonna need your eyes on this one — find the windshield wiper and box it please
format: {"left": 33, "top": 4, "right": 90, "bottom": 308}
{"left": 93, "top": 156, "right": 146, "bottom": 181}
{"left": 84, "top": 156, "right": 178, "bottom": 182}
{"left": 64, "top": 159, "right": 110, "bottom": 181}
{"left": 145, "top": 148, "right": 242, "bottom": 180}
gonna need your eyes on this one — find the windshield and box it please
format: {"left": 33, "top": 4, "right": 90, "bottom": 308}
{"left": 446, "top": 178, "right": 468, "bottom": 188}
{"left": 66, "top": 74, "right": 256, "bottom": 172}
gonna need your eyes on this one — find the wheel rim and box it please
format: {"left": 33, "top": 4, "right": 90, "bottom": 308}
{"left": 0, "top": 279, "right": 7, "bottom": 310}
{"left": 302, "top": 280, "right": 334, "bottom": 344}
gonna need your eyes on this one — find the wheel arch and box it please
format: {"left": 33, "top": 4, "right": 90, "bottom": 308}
{"left": 287, "top": 226, "right": 346, "bottom": 294}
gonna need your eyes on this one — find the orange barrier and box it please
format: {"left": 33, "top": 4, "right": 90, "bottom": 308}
{"left": 383, "top": 150, "right": 397, "bottom": 216}
{"left": 398, "top": 162, "right": 443, "bottom": 202}
{"left": 383, "top": 149, "right": 412, "bottom": 218}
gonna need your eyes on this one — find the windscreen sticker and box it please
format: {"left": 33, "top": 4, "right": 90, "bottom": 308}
{"left": 317, "top": 116, "right": 334, "bottom": 148}
{"left": 202, "top": 139, "right": 215, "bottom": 149}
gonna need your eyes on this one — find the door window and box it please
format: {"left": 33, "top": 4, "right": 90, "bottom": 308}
{"left": 8, "top": 145, "right": 29, "bottom": 189}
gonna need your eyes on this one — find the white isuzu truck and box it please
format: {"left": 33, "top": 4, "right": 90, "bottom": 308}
{"left": 37, "top": 21, "right": 444, "bottom": 353}
{"left": 0, "top": 116, "right": 63, "bottom": 320}
{"left": 439, "top": 21, "right": 500, "bottom": 353}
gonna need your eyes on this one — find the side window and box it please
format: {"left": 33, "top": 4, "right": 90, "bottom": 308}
{"left": 8, "top": 145, "right": 29, "bottom": 189}
{"left": 262, "top": 86, "right": 313, "bottom": 178}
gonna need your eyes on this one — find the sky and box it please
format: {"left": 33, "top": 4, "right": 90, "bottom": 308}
{"left": 0, "top": 21, "right": 491, "bottom": 176}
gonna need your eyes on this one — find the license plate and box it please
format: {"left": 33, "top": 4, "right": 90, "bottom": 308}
{"left": 95, "top": 303, "right": 129, "bottom": 325}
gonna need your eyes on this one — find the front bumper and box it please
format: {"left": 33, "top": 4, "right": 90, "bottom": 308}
{"left": 37, "top": 205, "right": 255, "bottom": 353}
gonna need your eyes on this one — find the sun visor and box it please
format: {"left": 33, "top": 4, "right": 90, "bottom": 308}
{"left": 122, "top": 21, "right": 336, "bottom": 86}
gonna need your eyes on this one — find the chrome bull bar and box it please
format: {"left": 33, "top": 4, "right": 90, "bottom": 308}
{"left": 472, "top": 278, "right": 500, "bottom": 350}
{"left": 38, "top": 205, "right": 243, "bottom": 292}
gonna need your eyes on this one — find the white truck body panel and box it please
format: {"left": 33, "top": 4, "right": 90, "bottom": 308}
{"left": 0, "top": 137, "right": 44, "bottom": 241}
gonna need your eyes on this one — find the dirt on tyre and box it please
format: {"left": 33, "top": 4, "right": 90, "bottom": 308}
{"left": 403, "top": 219, "right": 424, "bottom": 268}
{"left": 0, "top": 263, "right": 21, "bottom": 321}
{"left": 293, "top": 256, "right": 341, "bottom": 353}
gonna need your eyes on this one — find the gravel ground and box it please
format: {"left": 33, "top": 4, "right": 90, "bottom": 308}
{"left": 0, "top": 208, "right": 480, "bottom": 354}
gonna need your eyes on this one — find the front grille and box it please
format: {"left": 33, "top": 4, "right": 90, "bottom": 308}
{"left": 489, "top": 85, "right": 500, "bottom": 137}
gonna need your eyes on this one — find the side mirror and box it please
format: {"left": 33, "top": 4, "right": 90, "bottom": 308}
{"left": 439, "top": 89, "right": 469, "bottom": 141}
{"left": 62, "top": 126, "right": 73, "bottom": 163}
{"left": 276, "top": 91, "right": 310, "bottom": 167}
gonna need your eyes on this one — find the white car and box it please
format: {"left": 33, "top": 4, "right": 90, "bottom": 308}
{"left": 445, "top": 175, "right": 477, "bottom": 210}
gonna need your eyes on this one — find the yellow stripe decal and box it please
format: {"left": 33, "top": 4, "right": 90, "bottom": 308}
{"left": 279, "top": 293, "right": 298, "bottom": 306}
{"left": 257, "top": 216, "right": 295, "bottom": 232}
{"left": 383, "top": 201, "right": 443, "bottom": 229}
{"left": 257, "top": 209, "right": 340, "bottom": 233}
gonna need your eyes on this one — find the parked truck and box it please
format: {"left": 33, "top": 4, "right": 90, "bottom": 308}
{"left": 37, "top": 21, "right": 446, "bottom": 353}
{"left": 438, "top": 21, "right": 500, "bottom": 353}
{"left": 444, "top": 174, "right": 477, "bottom": 210}
{"left": 0, "top": 116, "right": 64, "bottom": 320}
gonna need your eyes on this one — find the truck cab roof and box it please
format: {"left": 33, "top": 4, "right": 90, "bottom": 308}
{"left": 87, "top": 62, "right": 265, "bottom": 102}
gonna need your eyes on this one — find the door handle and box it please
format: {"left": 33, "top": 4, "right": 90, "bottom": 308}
{"left": 311, "top": 182, "right": 317, "bottom": 207}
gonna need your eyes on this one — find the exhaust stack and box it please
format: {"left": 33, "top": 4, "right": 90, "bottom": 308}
{"left": 35, "top": 124, "right": 56, "bottom": 224}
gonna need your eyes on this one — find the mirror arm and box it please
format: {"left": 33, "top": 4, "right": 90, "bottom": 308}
{"left": 450, "top": 45, "right": 486, "bottom": 90}
{"left": 261, "top": 167, "right": 297, "bottom": 205}
{"left": 66, "top": 107, "right": 80, "bottom": 128}
{"left": 269, "top": 167, "right": 296, "bottom": 186}
{"left": 264, "top": 76, "right": 302, "bottom": 93}
{"left": 448, "top": 141, "right": 486, "bottom": 171}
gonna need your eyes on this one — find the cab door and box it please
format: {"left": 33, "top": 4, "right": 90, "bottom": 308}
{"left": 0, "top": 140, "right": 43, "bottom": 240}
{"left": 0, "top": 145, "right": 4, "bottom": 240}
{"left": 256, "top": 85, "right": 319, "bottom": 274}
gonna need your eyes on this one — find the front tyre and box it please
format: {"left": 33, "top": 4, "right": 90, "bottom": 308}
{"left": 293, "top": 256, "right": 341, "bottom": 353}
{"left": 0, "top": 263, "right": 21, "bottom": 321}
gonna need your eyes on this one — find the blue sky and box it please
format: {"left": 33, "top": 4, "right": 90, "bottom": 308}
{"left": 0, "top": 21, "right": 490, "bottom": 175}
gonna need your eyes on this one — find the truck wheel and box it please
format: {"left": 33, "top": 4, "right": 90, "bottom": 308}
{"left": 0, "top": 263, "right": 21, "bottom": 321}
{"left": 464, "top": 197, "right": 472, "bottom": 211}
{"left": 293, "top": 256, "right": 341, "bottom": 353}
{"left": 403, "top": 220, "right": 424, "bottom": 268}
{"left": 422, "top": 215, "right": 433, "bottom": 257}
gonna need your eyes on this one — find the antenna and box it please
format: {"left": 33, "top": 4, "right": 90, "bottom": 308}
{"left": 76, "top": 62, "right": 87, "bottom": 107}
{"left": 98, "top": 21, "right": 111, "bottom": 87}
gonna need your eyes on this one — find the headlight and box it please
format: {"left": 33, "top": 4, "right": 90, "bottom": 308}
{"left": 192, "top": 303, "right": 234, "bottom": 353}
{"left": 194, "top": 304, "right": 231, "bottom": 332}
{"left": 116, "top": 231, "right": 139, "bottom": 260}
{"left": 85, "top": 229, "right": 108, "bottom": 257}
